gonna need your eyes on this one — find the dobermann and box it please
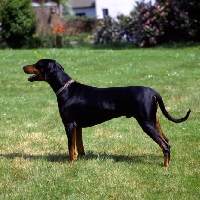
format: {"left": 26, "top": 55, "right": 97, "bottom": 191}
{"left": 23, "top": 59, "right": 191, "bottom": 167}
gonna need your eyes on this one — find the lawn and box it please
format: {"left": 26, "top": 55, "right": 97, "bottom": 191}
{"left": 0, "top": 47, "right": 200, "bottom": 199}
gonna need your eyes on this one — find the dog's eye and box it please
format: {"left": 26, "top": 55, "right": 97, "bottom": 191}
{"left": 35, "top": 63, "right": 42, "bottom": 69}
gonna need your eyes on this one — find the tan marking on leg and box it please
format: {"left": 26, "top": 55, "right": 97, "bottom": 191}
{"left": 156, "top": 115, "right": 169, "bottom": 143}
{"left": 76, "top": 127, "right": 85, "bottom": 156}
{"left": 153, "top": 103, "right": 170, "bottom": 167}
{"left": 163, "top": 150, "right": 169, "bottom": 167}
{"left": 70, "top": 127, "right": 78, "bottom": 162}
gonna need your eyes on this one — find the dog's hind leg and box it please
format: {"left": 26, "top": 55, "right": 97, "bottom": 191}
{"left": 156, "top": 115, "right": 169, "bottom": 143}
{"left": 137, "top": 119, "right": 170, "bottom": 167}
{"left": 155, "top": 115, "right": 171, "bottom": 165}
{"left": 65, "top": 122, "right": 78, "bottom": 162}
{"left": 76, "top": 127, "right": 85, "bottom": 156}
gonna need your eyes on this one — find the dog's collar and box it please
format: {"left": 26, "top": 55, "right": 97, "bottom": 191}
{"left": 56, "top": 79, "right": 74, "bottom": 96}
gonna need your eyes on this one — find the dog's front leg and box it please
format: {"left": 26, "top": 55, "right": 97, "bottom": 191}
{"left": 64, "top": 122, "right": 78, "bottom": 162}
{"left": 76, "top": 127, "right": 85, "bottom": 156}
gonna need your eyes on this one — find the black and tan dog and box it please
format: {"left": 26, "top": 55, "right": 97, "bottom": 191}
{"left": 23, "top": 59, "right": 191, "bottom": 167}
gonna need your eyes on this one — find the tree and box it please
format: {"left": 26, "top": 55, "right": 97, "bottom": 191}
{"left": 0, "top": 0, "right": 36, "bottom": 48}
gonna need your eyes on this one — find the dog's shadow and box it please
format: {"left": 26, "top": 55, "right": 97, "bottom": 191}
{"left": 0, "top": 151, "right": 162, "bottom": 166}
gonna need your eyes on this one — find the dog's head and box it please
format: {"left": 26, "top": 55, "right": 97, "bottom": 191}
{"left": 23, "top": 59, "right": 64, "bottom": 82}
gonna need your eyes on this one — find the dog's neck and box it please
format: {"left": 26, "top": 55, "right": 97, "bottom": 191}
{"left": 48, "top": 71, "right": 73, "bottom": 95}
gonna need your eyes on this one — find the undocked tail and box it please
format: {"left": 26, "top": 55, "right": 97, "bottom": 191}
{"left": 155, "top": 93, "right": 191, "bottom": 123}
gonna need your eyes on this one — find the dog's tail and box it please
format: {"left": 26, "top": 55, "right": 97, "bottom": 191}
{"left": 155, "top": 93, "right": 191, "bottom": 123}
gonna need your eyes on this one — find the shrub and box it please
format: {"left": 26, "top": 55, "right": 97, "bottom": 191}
{"left": 131, "top": 1, "right": 165, "bottom": 46}
{"left": 156, "top": 0, "right": 200, "bottom": 42}
{"left": 0, "top": 0, "right": 36, "bottom": 48}
{"left": 130, "top": 0, "right": 191, "bottom": 46}
{"left": 94, "top": 16, "right": 134, "bottom": 44}
{"left": 154, "top": 0, "right": 192, "bottom": 43}
{"left": 33, "top": 32, "right": 71, "bottom": 48}
{"left": 94, "top": 0, "right": 200, "bottom": 47}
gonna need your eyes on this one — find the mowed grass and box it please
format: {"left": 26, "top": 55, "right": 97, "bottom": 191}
{"left": 0, "top": 47, "right": 200, "bottom": 199}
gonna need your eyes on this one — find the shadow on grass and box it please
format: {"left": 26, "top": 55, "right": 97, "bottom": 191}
{"left": 0, "top": 151, "right": 163, "bottom": 166}
{"left": 84, "top": 151, "right": 163, "bottom": 166}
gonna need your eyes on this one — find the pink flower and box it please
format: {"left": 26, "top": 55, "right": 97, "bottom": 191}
{"left": 160, "top": 12, "right": 165, "bottom": 17}
{"left": 161, "top": 6, "right": 165, "bottom": 10}
{"left": 150, "top": 37, "right": 156, "bottom": 44}
{"left": 173, "top": 6, "right": 179, "bottom": 12}
{"left": 185, "top": 20, "right": 189, "bottom": 24}
{"left": 152, "top": 16, "right": 156, "bottom": 21}
{"left": 146, "top": 20, "right": 150, "bottom": 24}
{"left": 140, "top": 40, "right": 145, "bottom": 47}
{"left": 170, "top": 21, "right": 175, "bottom": 26}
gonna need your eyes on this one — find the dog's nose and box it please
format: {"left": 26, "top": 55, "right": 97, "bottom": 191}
{"left": 23, "top": 65, "right": 30, "bottom": 73}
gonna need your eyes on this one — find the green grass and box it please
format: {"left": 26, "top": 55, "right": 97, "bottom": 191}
{"left": 0, "top": 47, "right": 200, "bottom": 199}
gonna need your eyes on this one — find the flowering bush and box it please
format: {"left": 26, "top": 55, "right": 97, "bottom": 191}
{"left": 155, "top": 0, "right": 191, "bottom": 42}
{"left": 131, "top": 1, "right": 165, "bottom": 46}
{"left": 95, "top": 0, "right": 200, "bottom": 47}
{"left": 131, "top": 0, "right": 192, "bottom": 46}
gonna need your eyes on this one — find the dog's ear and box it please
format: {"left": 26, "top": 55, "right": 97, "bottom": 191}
{"left": 44, "top": 61, "right": 64, "bottom": 80}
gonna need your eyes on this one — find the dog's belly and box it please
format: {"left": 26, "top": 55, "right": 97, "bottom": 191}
{"left": 74, "top": 109, "right": 132, "bottom": 127}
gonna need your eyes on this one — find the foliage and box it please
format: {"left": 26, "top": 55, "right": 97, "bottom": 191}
{"left": 62, "top": 0, "right": 74, "bottom": 17}
{"left": 0, "top": 0, "right": 36, "bottom": 48}
{"left": 132, "top": 0, "right": 192, "bottom": 46}
{"left": 131, "top": 1, "right": 163, "bottom": 46}
{"left": 34, "top": 33, "right": 70, "bottom": 48}
{"left": 55, "top": 0, "right": 66, "bottom": 4}
{"left": 95, "top": 0, "right": 200, "bottom": 47}
{"left": 154, "top": 0, "right": 200, "bottom": 43}
{"left": 94, "top": 15, "right": 135, "bottom": 44}
{"left": 0, "top": 31, "right": 93, "bottom": 49}
{"left": 65, "top": 15, "right": 96, "bottom": 25}
{"left": 94, "top": 16, "right": 115, "bottom": 44}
